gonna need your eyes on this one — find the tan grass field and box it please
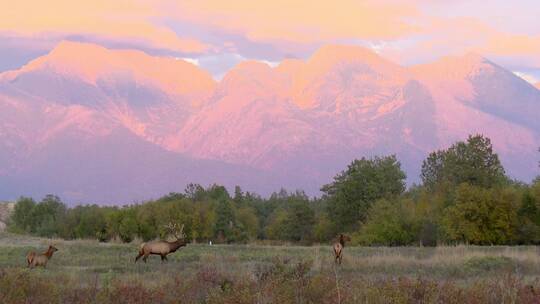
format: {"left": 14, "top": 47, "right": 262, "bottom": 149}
{"left": 0, "top": 232, "right": 539, "bottom": 303}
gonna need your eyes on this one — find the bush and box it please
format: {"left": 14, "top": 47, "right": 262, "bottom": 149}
{"left": 353, "top": 199, "right": 417, "bottom": 246}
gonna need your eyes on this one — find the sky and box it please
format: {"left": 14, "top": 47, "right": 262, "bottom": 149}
{"left": 1, "top": 0, "right": 539, "bottom": 82}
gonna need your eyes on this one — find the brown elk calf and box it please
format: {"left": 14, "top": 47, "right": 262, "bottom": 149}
{"left": 135, "top": 223, "right": 187, "bottom": 263}
{"left": 333, "top": 234, "right": 350, "bottom": 265}
{"left": 26, "top": 245, "right": 58, "bottom": 269}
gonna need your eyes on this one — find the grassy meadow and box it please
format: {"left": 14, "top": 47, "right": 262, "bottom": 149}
{"left": 0, "top": 233, "right": 539, "bottom": 303}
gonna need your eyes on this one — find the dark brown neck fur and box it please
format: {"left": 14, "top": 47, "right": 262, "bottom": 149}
{"left": 339, "top": 235, "right": 345, "bottom": 247}
{"left": 167, "top": 239, "right": 187, "bottom": 252}
{"left": 44, "top": 247, "right": 55, "bottom": 258}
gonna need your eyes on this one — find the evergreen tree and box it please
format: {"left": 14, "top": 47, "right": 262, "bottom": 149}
{"left": 233, "top": 186, "right": 244, "bottom": 205}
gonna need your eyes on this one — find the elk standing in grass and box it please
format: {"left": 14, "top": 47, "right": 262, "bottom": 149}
{"left": 26, "top": 245, "right": 58, "bottom": 269}
{"left": 333, "top": 234, "right": 350, "bottom": 265}
{"left": 135, "top": 223, "right": 187, "bottom": 263}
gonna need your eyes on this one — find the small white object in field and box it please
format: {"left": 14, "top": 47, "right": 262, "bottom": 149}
{"left": 209, "top": 241, "right": 212, "bottom": 245}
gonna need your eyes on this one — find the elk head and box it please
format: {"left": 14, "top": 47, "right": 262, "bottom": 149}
{"left": 339, "top": 234, "right": 351, "bottom": 245}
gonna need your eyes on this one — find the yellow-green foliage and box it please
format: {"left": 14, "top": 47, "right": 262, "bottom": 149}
{"left": 8, "top": 135, "right": 540, "bottom": 246}
{"left": 442, "top": 184, "right": 520, "bottom": 245}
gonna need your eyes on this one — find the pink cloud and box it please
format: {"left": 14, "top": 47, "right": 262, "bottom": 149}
{"left": 1, "top": 0, "right": 539, "bottom": 75}
{"left": 0, "top": 0, "right": 208, "bottom": 53}
{"left": 172, "top": 0, "right": 420, "bottom": 42}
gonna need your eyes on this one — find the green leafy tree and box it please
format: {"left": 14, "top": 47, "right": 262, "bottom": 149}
{"left": 118, "top": 209, "right": 138, "bottom": 243}
{"left": 191, "top": 202, "right": 216, "bottom": 241}
{"left": 265, "top": 209, "right": 288, "bottom": 241}
{"left": 421, "top": 135, "right": 507, "bottom": 192}
{"left": 158, "top": 192, "right": 185, "bottom": 202}
{"left": 235, "top": 206, "right": 259, "bottom": 240}
{"left": 207, "top": 184, "right": 231, "bottom": 202}
{"left": 133, "top": 202, "right": 160, "bottom": 241}
{"left": 9, "top": 197, "right": 36, "bottom": 233}
{"left": 31, "top": 195, "right": 67, "bottom": 237}
{"left": 313, "top": 213, "right": 334, "bottom": 243}
{"left": 442, "top": 184, "right": 519, "bottom": 245}
{"left": 322, "top": 155, "right": 406, "bottom": 232}
{"left": 282, "top": 200, "right": 315, "bottom": 242}
{"left": 353, "top": 199, "right": 417, "bottom": 246}
{"left": 105, "top": 208, "right": 124, "bottom": 241}
{"left": 73, "top": 205, "right": 108, "bottom": 239}
{"left": 184, "top": 183, "right": 206, "bottom": 201}
{"left": 214, "top": 199, "right": 236, "bottom": 243}
{"left": 517, "top": 180, "right": 540, "bottom": 243}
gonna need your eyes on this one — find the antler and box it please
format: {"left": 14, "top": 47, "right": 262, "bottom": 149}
{"left": 163, "top": 222, "right": 185, "bottom": 240}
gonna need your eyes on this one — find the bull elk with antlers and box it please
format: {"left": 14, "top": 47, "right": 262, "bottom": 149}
{"left": 135, "top": 223, "right": 187, "bottom": 263}
{"left": 333, "top": 234, "right": 351, "bottom": 265}
{"left": 26, "top": 245, "right": 58, "bottom": 269}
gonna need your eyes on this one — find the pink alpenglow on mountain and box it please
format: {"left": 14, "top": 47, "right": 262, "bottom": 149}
{"left": 0, "top": 42, "right": 539, "bottom": 203}
{"left": 1, "top": 41, "right": 216, "bottom": 104}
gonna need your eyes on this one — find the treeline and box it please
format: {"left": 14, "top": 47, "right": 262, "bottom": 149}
{"left": 8, "top": 135, "right": 540, "bottom": 245}
{"left": 9, "top": 187, "right": 323, "bottom": 244}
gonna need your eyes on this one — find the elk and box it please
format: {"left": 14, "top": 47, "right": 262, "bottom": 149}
{"left": 135, "top": 223, "right": 187, "bottom": 263}
{"left": 333, "top": 234, "right": 350, "bottom": 265}
{"left": 26, "top": 245, "right": 58, "bottom": 269}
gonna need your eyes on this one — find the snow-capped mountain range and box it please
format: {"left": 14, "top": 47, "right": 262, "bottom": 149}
{"left": 1, "top": 41, "right": 538, "bottom": 203}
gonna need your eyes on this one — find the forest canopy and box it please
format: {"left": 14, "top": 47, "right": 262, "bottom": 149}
{"left": 8, "top": 135, "right": 540, "bottom": 245}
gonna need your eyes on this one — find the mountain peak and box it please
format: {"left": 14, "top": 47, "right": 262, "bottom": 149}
{"left": 3, "top": 41, "right": 216, "bottom": 101}
{"left": 49, "top": 40, "right": 110, "bottom": 57}
{"left": 218, "top": 60, "right": 289, "bottom": 98}
{"left": 411, "top": 52, "right": 495, "bottom": 81}
{"left": 419, "top": 52, "right": 489, "bottom": 67}
{"left": 221, "top": 60, "right": 275, "bottom": 84}
{"left": 461, "top": 52, "right": 488, "bottom": 63}
{"left": 535, "top": 82, "right": 540, "bottom": 90}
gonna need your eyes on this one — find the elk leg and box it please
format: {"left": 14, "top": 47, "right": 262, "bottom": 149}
{"left": 160, "top": 255, "right": 166, "bottom": 263}
{"left": 143, "top": 254, "right": 149, "bottom": 263}
{"left": 135, "top": 253, "right": 143, "bottom": 263}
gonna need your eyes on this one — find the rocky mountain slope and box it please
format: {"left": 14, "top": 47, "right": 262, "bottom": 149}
{"left": 0, "top": 42, "right": 538, "bottom": 203}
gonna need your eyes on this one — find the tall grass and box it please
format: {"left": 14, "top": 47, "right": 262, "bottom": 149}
{"left": 0, "top": 233, "right": 539, "bottom": 303}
